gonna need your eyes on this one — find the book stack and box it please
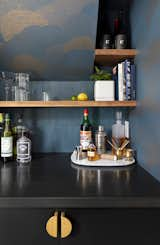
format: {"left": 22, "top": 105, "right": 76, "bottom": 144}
{"left": 113, "top": 60, "right": 136, "bottom": 101}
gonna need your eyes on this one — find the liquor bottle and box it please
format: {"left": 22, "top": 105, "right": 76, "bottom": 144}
{"left": 114, "top": 13, "right": 120, "bottom": 37}
{"left": 80, "top": 109, "right": 92, "bottom": 152}
{"left": 101, "top": 19, "right": 113, "bottom": 49}
{"left": 16, "top": 131, "right": 31, "bottom": 164}
{"left": 114, "top": 10, "right": 128, "bottom": 49}
{"left": 119, "top": 10, "right": 127, "bottom": 35}
{"left": 123, "top": 120, "right": 131, "bottom": 154}
{"left": 13, "top": 115, "right": 29, "bottom": 158}
{"left": 112, "top": 111, "right": 125, "bottom": 153}
{"left": 0, "top": 113, "right": 4, "bottom": 136}
{"left": 1, "top": 114, "right": 13, "bottom": 163}
{"left": 0, "top": 113, "right": 4, "bottom": 159}
{"left": 125, "top": 120, "right": 130, "bottom": 141}
{"left": 87, "top": 143, "right": 96, "bottom": 161}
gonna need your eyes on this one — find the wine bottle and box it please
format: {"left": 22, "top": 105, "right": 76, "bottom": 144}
{"left": 101, "top": 17, "right": 113, "bottom": 49}
{"left": 114, "top": 10, "right": 128, "bottom": 49}
{"left": 0, "top": 113, "right": 4, "bottom": 136}
{"left": 119, "top": 9, "right": 128, "bottom": 35}
{"left": 114, "top": 14, "right": 120, "bottom": 37}
{"left": 0, "top": 113, "right": 4, "bottom": 160}
{"left": 1, "top": 113, "right": 13, "bottom": 163}
{"left": 80, "top": 109, "right": 92, "bottom": 152}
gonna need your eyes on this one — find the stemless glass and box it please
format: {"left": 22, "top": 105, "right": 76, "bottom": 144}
{"left": 12, "top": 85, "right": 20, "bottom": 101}
{"left": 0, "top": 72, "right": 15, "bottom": 101}
{"left": 15, "top": 73, "right": 30, "bottom": 101}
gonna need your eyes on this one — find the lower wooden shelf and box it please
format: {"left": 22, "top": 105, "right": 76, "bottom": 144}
{"left": 0, "top": 100, "right": 136, "bottom": 108}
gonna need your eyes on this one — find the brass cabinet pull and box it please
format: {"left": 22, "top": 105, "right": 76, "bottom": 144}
{"left": 46, "top": 211, "right": 58, "bottom": 238}
{"left": 61, "top": 212, "right": 72, "bottom": 238}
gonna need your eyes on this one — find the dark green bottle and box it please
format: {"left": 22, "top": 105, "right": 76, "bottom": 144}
{"left": 80, "top": 109, "right": 92, "bottom": 151}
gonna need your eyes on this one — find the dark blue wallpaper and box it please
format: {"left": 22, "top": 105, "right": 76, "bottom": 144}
{"left": 0, "top": 0, "right": 98, "bottom": 80}
{"left": 0, "top": 0, "right": 129, "bottom": 154}
{"left": 6, "top": 81, "right": 119, "bottom": 153}
{"left": 130, "top": 0, "right": 160, "bottom": 180}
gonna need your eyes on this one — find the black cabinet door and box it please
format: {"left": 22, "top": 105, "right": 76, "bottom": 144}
{"left": 61, "top": 209, "right": 160, "bottom": 245}
{"left": 0, "top": 209, "right": 58, "bottom": 245}
{"left": 0, "top": 208, "right": 160, "bottom": 245}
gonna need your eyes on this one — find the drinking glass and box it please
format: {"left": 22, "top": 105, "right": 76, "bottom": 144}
{"left": 12, "top": 85, "right": 19, "bottom": 101}
{"left": 42, "top": 91, "right": 50, "bottom": 101}
{"left": 0, "top": 72, "right": 15, "bottom": 101}
{"left": 15, "top": 73, "right": 30, "bottom": 101}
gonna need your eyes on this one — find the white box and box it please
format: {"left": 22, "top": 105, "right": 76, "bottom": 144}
{"left": 94, "top": 80, "right": 115, "bottom": 101}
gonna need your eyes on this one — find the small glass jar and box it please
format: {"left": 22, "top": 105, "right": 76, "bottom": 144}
{"left": 125, "top": 149, "right": 134, "bottom": 161}
{"left": 87, "top": 143, "right": 96, "bottom": 161}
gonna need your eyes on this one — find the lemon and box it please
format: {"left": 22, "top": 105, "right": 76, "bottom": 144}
{"left": 71, "top": 95, "right": 77, "bottom": 101}
{"left": 77, "top": 93, "right": 88, "bottom": 101}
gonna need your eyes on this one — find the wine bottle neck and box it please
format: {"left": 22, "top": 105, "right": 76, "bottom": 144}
{"left": 4, "top": 119, "right": 11, "bottom": 131}
{"left": 83, "top": 114, "right": 89, "bottom": 122}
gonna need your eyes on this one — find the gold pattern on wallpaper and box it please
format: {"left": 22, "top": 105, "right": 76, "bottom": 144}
{"left": 0, "top": 0, "right": 98, "bottom": 79}
{"left": 0, "top": 10, "right": 48, "bottom": 41}
{"left": 0, "top": 0, "right": 94, "bottom": 41}
{"left": 37, "top": 0, "right": 93, "bottom": 26}
{"left": 11, "top": 55, "right": 46, "bottom": 73}
{"left": 64, "top": 37, "right": 94, "bottom": 52}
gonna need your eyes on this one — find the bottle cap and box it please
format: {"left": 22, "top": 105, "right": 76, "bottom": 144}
{"left": 116, "top": 111, "right": 122, "bottom": 121}
{"left": 98, "top": 125, "right": 104, "bottom": 132}
{"left": 18, "top": 117, "right": 22, "bottom": 123}
{"left": 5, "top": 113, "right": 10, "bottom": 120}
{"left": 84, "top": 109, "right": 88, "bottom": 115}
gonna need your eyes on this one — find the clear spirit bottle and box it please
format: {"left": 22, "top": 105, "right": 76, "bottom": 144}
{"left": 16, "top": 131, "right": 31, "bottom": 164}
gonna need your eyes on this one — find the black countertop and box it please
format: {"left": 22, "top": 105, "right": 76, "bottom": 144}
{"left": 0, "top": 153, "right": 160, "bottom": 208}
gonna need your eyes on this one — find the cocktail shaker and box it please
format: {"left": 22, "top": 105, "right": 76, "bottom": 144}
{"left": 95, "top": 125, "right": 106, "bottom": 154}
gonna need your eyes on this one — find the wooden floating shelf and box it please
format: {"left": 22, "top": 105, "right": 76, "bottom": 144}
{"left": 0, "top": 101, "right": 136, "bottom": 108}
{"left": 95, "top": 49, "right": 138, "bottom": 66}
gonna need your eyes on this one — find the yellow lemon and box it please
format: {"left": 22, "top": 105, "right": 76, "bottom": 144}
{"left": 77, "top": 93, "right": 88, "bottom": 101}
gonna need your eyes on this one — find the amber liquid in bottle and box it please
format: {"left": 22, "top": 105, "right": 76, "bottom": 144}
{"left": 87, "top": 144, "right": 96, "bottom": 161}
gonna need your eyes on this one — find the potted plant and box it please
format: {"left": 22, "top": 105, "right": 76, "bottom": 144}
{"left": 90, "top": 66, "right": 115, "bottom": 101}
{"left": 90, "top": 66, "right": 112, "bottom": 81}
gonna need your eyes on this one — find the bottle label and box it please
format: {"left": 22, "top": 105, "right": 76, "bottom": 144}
{"left": 17, "top": 142, "right": 31, "bottom": 160}
{"left": 80, "top": 131, "right": 92, "bottom": 149}
{"left": 1, "top": 137, "right": 13, "bottom": 157}
{"left": 87, "top": 151, "right": 96, "bottom": 157}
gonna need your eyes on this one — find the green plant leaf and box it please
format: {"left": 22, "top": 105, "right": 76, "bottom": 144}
{"left": 90, "top": 66, "right": 112, "bottom": 81}
{"left": 95, "top": 66, "right": 100, "bottom": 73}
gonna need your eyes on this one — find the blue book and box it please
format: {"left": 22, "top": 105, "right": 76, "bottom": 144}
{"left": 124, "top": 60, "right": 132, "bottom": 101}
{"left": 131, "top": 64, "right": 136, "bottom": 100}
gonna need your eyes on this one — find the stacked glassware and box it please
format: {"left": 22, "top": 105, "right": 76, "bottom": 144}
{"left": 0, "top": 72, "right": 30, "bottom": 101}
{"left": 13, "top": 73, "right": 30, "bottom": 101}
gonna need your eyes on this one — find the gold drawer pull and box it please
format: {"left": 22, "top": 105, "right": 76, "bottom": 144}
{"left": 61, "top": 212, "right": 72, "bottom": 238}
{"left": 46, "top": 211, "right": 58, "bottom": 238}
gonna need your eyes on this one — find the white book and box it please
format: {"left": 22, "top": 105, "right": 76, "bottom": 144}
{"left": 118, "top": 63, "right": 124, "bottom": 101}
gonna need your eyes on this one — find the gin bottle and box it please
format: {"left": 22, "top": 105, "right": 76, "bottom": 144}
{"left": 16, "top": 131, "right": 31, "bottom": 164}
